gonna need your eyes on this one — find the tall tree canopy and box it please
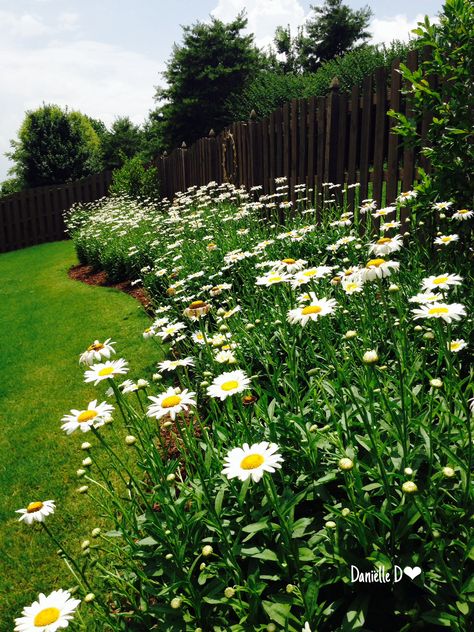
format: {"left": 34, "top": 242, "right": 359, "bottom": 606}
{"left": 101, "top": 116, "right": 144, "bottom": 169}
{"left": 275, "top": 0, "right": 373, "bottom": 73}
{"left": 155, "top": 13, "right": 264, "bottom": 150}
{"left": 8, "top": 104, "right": 102, "bottom": 188}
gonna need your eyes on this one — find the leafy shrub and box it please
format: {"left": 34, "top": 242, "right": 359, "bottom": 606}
{"left": 227, "top": 42, "right": 410, "bottom": 121}
{"left": 109, "top": 156, "right": 160, "bottom": 201}
{"left": 389, "top": 0, "right": 474, "bottom": 209}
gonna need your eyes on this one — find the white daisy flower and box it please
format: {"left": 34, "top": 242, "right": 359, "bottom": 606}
{"left": 451, "top": 209, "right": 473, "bottom": 220}
{"left": 16, "top": 500, "right": 56, "bottom": 525}
{"left": 207, "top": 370, "right": 251, "bottom": 400}
{"left": 84, "top": 359, "right": 129, "bottom": 385}
{"left": 215, "top": 349, "right": 238, "bottom": 364}
{"left": 61, "top": 400, "right": 114, "bottom": 434}
{"left": 291, "top": 266, "right": 333, "bottom": 287}
{"left": 147, "top": 387, "right": 196, "bottom": 421}
{"left": 287, "top": 296, "right": 337, "bottom": 325}
{"left": 397, "top": 190, "right": 418, "bottom": 203}
{"left": 422, "top": 274, "right": 462, "bottom": 291}
{"left": 368, "top": 235, "right": 403, "bottom": 256}
{"left": 255, "top": 271, "right": 292, "bottom": 286}
{"left": 372, "top": 206, "right": 396, "bottom": 218}
{"left": 183, "top": 300, "right": 210, "bottom": 320}
{"left": 275, "top": 258, "right": 308, "bottom": 273}
{"left": 342, "top": 276, "right": 364, "bottom": 294}
{"left": 192, "top": 331, "right": 206, "bottom": 345}
{"left": 432, "top": 201, "right": 453, "bottom": 210}
{"left": 360, "top": 200, "right": 377, "bottom": 213}
{"left": 142, "top": 327, "right": 156, "bottom": 339}
{"left": 448, "top": 339, "right": 467, "bottom": 353}
{"left": 210, "top": 283, "right": 232, "bottom": 296}
{"left": 412, "top": 302, "right": 466, "bottom": 323}
{"left": 158, "top": 358, "right": 195, "bottom": 372}
{"left": 409, "top": 292, "right": 443, "bottom": 304}
{"left": 434, "top": 234, "right": 459, "bottom": 246}
{"left": 361, "top": 258, "right": 400, "bottom": 281}
{"left": 79, "top": 338, "right": 115, "bottom": 365}
{"left": 222, "top": 441, "right": 283, "bottom": 482}
{"left": 14, "top": 588, "right": 80, "bottom": 631}
{"left": 380, "top": 220, "right": 401, "bottom": 232}
{"left": 303, "top": 624, "right": 312, "bottom": 632}
{"left": 156, "top": 322, "right": 187, "bottom": 341}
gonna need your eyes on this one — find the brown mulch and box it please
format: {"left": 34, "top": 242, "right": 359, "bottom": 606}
{"left": 68, "top": 263, "right": 153, "bottom": 312}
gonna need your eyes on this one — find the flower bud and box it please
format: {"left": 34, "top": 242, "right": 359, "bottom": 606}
{"left": 165, "top": 553, "right": 173, "bottom": 560}
{"left": 404, "top": 467, "right": 413, "bottom": 476}
{"left": 200, "top": 381, "right": 210, "bottom": 387}
{"left": 362, "top": 350, "right": 378, "bottom": 364}
{"left": 389, "top": 284, "right": 399, "bottom": 292}
{"left": 423, "top": 331, "right": 435, "bottom": 340}
{"left": 414, "top": 325, "right": 423, "bottom": 331}
{"left": 137, "top": 379, "right": 149, "bottom": 389}
{"left": 430, "top": 378, "right": 443, "bottom": 389}
{"left": 166, "top": 473, "right": 176, "bottom": 482}
{"left": 82, "top": 457, "right": 92, "bottom": 467}
{"left": 170, "top": 597, "right": 182, "bottom": 609}
{"left": 309, "top": 424, "right": 318, "bottom": 433}
{"left": 199, "top": 562, "right": 206, "bottom": 571}
{"left": 402, "top": 481, "right": 418, "bottom": 494}
{"left": 338, "top": 457, "right": 354, "bottom": 471}
{"left": 267, "top": 625, "right": 277, "bottom": 632}
{"left": 81, "top": 540, "right": 90, "bottom": 549}
{"left": 341, "top": 507, "right": 351, "bottom": 517}
{"left": 224, "top": 587, "right": 235, "bottom": 598}
{"left": 219, "top": 324, "right": 229, "bottom": 332}
{"left": 202, "top": 545, "right": 213, "bottom": 557}
{"left": 325, "top": 520, "right": 337, "bottom": 529}
{"left": 77, "top": 485, "right": 89, "bottom": 494}
{"left": 84, "top": 593, "right": 95, "bottom": 603}
{"left": 245, "top": 323, "right": 255, "bottom": 331}
{"left": 162, "top": 420, "right": 173, "bottom": 429}
{"left": 442, "top": 466, "right": 455, "bottom": 478}
{"left": 76, "top": 469, "right": 86, "bottom": 477}
{"left": 125, "top": 435, "right": 137, "bottom": 445}
{"left": 81, "top": 442, "right": 92, "bottom": 451}
{"left": 152, "top": 373, "right": 162, "bottom": 381}
{"left": 91, "top": 528, "right": 101, "bottom": 538}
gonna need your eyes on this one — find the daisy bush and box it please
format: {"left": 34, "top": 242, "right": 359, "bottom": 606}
{"left": 19, "top": 181, "right": 473, "bottom": 630}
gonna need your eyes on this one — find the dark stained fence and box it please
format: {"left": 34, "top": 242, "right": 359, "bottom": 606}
{"left": 0, "top": 171, "right": 112, "bottom": 253}
{"left": 159, "top": 49, "right": 430, "bottom": 224}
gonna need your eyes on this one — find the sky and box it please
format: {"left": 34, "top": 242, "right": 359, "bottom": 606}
{"left": 0, "top": 0, "right": 444, "bottom": 180}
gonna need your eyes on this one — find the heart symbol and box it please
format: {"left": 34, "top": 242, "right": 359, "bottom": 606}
{"left": 404, "top": 566, "right": 422, "bottom": 580}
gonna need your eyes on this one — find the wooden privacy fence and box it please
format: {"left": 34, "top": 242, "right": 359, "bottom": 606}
{"left": 160, "top": 49, "right": 432, "bottom": 221}
{"left": 0, "top": 171, "right": 112, "bottom": 253}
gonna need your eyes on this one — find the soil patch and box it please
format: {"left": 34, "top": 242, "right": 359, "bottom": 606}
{"left": 69, "top": 264, "right": 153, "bottom": 312}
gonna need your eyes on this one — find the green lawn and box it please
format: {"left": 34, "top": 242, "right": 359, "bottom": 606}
{"left": 0, "top": 241, "right": 159, "bottom": 630}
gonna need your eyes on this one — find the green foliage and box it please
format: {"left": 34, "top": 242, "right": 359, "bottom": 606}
{"left": 102, "top": 116, "right": 144, "bottom": 170}
{"left": 275, "top": 0, "right": 373, "bottom": 73}
{"left": 389, "top": 0, "right": 474, "bottom": 208}
{"left": 156, "top": 13, "right": 263, "bottom": 150}
{"left": 0, "top": 177, "right": 23, "bottom": 198}
{"left": 7, "top": 104, "right": 102, "bottom": 188}
{"left": 227, "top": 42, "right": 410, "bottom": 122}
{"left": 109, "top": 156, "right": 159, "bottom": 202}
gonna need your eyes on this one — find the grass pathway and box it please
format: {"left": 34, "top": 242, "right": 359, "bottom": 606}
{"left": 0, "top": 241, "right": 159, "bottom": 629}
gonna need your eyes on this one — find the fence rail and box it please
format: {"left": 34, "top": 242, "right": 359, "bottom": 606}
{"left": 159, "top": 48, "right": 431, "bottom": 217}
{"left": 0, "top": 171, "right": 112, "bottom": 253}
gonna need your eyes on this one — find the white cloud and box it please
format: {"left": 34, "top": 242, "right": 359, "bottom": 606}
{"left": 0, "top": 10, "right": 162, "bottom": 180}
{"left": 211, "top": 0, "right": 308, "bottom": 49}
{"left": 370, "top": 14, "right": 431, "bottom": 45}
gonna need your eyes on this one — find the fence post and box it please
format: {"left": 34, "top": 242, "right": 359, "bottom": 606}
{"left": 180, "top": 142, "right": 187, "bottom": 192}
{"left": 208, "top": 129, "right": 218, "bottom": 184}
{"left": 324, "top": 77, "right": 342, "bottom": 203}
{"left": 248, "top": 109, "right": 257, "bottom": 189}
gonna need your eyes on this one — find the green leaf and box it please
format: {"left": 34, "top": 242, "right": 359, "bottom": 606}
{"left": 262, "top": 600, "right": 291, "bottom": 625}
{"left": 242, "top": 521, "right": 269, "bottom": 534}
{"left": 241, "top": 547, "right": 278, "bottom": 561}
{"left": 137, "top": 536, "right": 158, "bottom": 546}
{"left": 342, "top": 595, "right": 369, "bottom": 630}
{"left": 456, "top": 601, "right": 469, "bottom": 615}
{"left": 298, "top": 547, "right": 315, "bottom": 562}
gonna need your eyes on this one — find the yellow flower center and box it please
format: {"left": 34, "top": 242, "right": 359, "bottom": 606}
{"left": 428, "top": 307, "right": 449, "bottom": 315}
{"left": 441, "top": 237, "right": 451, "bottom": 242}
{"left": 268, "top": 276, "right": 282, "bottom": 283}
{"left": 240, "top": 454, "right": 265, "bottom": 470}
{"left": 221, "top": 380, "right": 239, "bottom": 391}
{"left": 366, "top": 258, "right": 385, "bottom": 268}
{"left": 450, "top": 342, "right": 461, "bottom": 350}
{"left": 433, "top": 276, "right": 448, "bottom": 284}
{"left": 190, "top": 300, "right": 206, "bottom": 309}
{"left": 303, "top": 270, "right": 316, "bottom": 277}
{"left": 87, "top": 343, "right": 104, "bottom": 352}
{"left": 282, "top": 258, "right": 296, "bottom": 264}
{"left": 377, "top": 237, "right": 391, "bottom": 244}
{"left": 301, "top": 305, "right": 322, "bottom": 315}
{"left": 161, "top": 395, "right": 182, "bottom": 408}
{"left": 458, "top": 209, "right": 469, "bottom": 214}
{"left": 34, "top": 607, "right": 61, "bottom": 626}
{"left": 78, "top": 410, "right": 98, "bottom": 423}
{"left": 98, "top": 366, "right": 115, "bottom": 377}
{"left": 26, "top": 501, "right": 44, "bottom": 513}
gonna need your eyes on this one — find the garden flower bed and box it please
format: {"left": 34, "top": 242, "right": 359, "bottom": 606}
{"left": 16, "top": 181, "right": 473, "bottom": 631}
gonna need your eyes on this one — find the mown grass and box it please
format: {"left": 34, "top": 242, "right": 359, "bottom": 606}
{"left": 0, "top": 240, "right": 159, "bottom": 630}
